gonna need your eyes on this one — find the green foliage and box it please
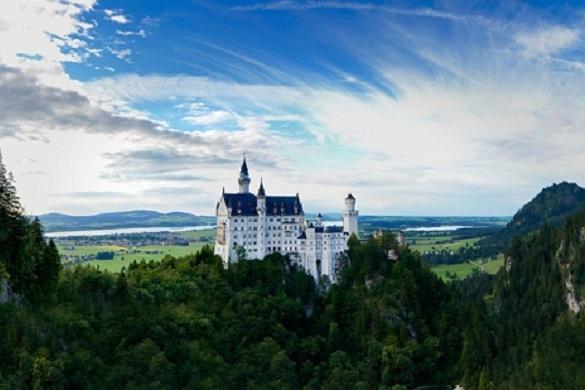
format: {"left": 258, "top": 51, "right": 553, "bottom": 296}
{"left": 460, "top": 205, "right": 585, "bottom": 389}
{"left": 0, "top": 228, "right": 468, "bottom": 388}
{"left": 7, "top": 142, "right": 585, "bottom": 388}
{"left": 95, "top": 251, "right": 115, "bottom": 260}
{"left": 0, "top": 154, "right": 61, "bottom": 303}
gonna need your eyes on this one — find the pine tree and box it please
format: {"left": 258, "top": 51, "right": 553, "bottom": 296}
{"left": 0, "top": 151, "right": 22, "bottom": 217}
{"left": 20, "top": 217, "right": 46, "bottom": 300}
{"left": 38, "top": 239, "right": 61, "bottom": 298}
{"left": 0, "top": 150, "right": 27, "bottom": 298}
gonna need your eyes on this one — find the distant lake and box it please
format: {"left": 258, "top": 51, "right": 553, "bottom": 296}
{"left": 404, "top": 225, "right": 480, "bottom": 232}
{"left": 46, "top": 225, "right": 216, "bottom": 238}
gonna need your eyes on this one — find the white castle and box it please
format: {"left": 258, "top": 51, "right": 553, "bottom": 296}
{"left": 214, "top": 157, "right": 359, "bottom": 283}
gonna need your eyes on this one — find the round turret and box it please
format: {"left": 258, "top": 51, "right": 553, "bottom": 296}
{"left": 343, "top": 193, "right": 358, "bottom": 237}
{"left": 345, "top": 193, "right": 356, "bottom": 211}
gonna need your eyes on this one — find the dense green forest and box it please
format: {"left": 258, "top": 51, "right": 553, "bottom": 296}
{"left": 3, "top": 152, "right": 585, "bottom": 389}
{"left": 463, "top": 206, "right": 585, "bottom": 389}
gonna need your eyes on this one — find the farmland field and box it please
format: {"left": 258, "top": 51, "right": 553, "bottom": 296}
{"left": 56, "top": 229, "right": 216, "bottom": 273}
{"left": 409, "top": 234, "right": 481, "bottom": 253}
{"left": 61, "top": 243, "right": 208, "bottom": 272}
{"left": 431, "top": 254, "right": 505, "bottom": 281}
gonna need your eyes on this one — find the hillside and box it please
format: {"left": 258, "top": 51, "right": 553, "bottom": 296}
{"left": 458, "top": 204, "right": 585, "bottom": 388}
{"left": 37, "top": 210, "right": 215, "bottom": 232}
{"left": 479, "top": 182, "right": 585, "bottom": 254}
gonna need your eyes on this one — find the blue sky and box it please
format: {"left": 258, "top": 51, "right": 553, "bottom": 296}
{"left": 1, "top": 0, "right": 585, "bottom": 216}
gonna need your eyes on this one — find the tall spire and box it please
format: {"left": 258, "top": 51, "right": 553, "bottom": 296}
{"left": 238, "top": 154, "right": 251, "bottom": 193}
{"left": 240, "top": 154, "right": 249, "bottom": 176}
{"left": 257, "top": 177, "right": 265, "bottom": 197}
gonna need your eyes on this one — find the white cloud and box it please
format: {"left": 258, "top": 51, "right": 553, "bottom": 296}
{"left": 116, "top": 29, "right": 146, "bottom": 37}
{"left": 515, "top": 26, "right": 580, "bottom": 57}
{"left": 179, "top": 101, "right": 233, "bottom": 125}
{"left": 184, "top": 110, "right": 232, "bottom": 125}
{"left": 104, "top": 9, "right": 130, "bottom": 24}
{"left": 109, "top": 47, "right": 132, "bottom": 60}
{"left": 0, "top": 0, "right": 97, "bottom": 77}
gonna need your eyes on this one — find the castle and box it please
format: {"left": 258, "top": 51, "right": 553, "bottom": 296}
{"left": 214, "top": 157, "right": 358, "bottom": 283}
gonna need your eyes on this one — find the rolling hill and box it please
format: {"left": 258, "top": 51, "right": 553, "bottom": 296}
{"left": 37, "top": 210, "right": 215, "bottom": 232}
{"left": 479, "top": 181, "right": 585, "bottom": 254}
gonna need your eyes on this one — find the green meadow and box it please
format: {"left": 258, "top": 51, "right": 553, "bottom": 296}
{"left": 408, "top": 233, "right": 481, "bottom": 252}
{"left": 59, "top": 243, "right": 210, "bottom": 273}
{"left": 431, "top": 254, "right": 505, "bottom": 281}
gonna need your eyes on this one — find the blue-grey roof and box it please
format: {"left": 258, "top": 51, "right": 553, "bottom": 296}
{"left": 222, "top": 193, "right": 303, "bottom": 216}
{"left": 240, "top": 158, "right": 249, "bottom": 175}
{"left": 223, "top": 193, "right": 257, "bottom": 216}
{"left": 257, "top": 180, "right": 265, "bottom": 197}
{"left": 266, "top": 196, "right": 303, "bottom": 215}
{"left": 314, "top": 226, "right": 344, "bottom": 233}
{"left": 325, "top": 226, "right": 344, "bottom": 233}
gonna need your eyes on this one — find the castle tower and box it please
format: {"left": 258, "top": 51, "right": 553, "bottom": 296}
{"left": 238, "top": 156, "right": 251, "bottom": 193}
{"left": 315, "top": 212, "right": 323, "bottom": 227}
{"left": 257, "top": 178, "right": 266, "bottom": 212}
{"left": 256, "top": 179, "right": 266, "bottom": 258}
{"left": 343, "top": 193, "right": 359, "bottom": 237}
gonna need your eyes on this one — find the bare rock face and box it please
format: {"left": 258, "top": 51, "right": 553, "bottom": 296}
{"left": 387, "top": 249, "right": 399, "bottom": 261}
{"left": 396, "top": 231, "right": 407, "bottom": 248}
{"left": 365, "top": 274, "right": 384, "bottom": 289}
{"left": 0, "top": 278, "right": 9, "bottom": 304}
{"left": 0, "top": 278, "right": 20, "bottom": 305}
{"left": 505, "top": 256, "right": 513, "bottom": 273}
{"left": 580, "top": 227, "right": 585, "bottom": 243}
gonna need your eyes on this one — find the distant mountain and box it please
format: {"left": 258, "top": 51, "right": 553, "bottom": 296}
{"left": 37, "top": 210, "right": 215, "bottom": 232}
{"left": 480, "top": 182, "right": 585, "bottom": 253}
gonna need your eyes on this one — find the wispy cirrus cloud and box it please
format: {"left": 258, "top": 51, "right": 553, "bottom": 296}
{"left": 231, "top": 1, "right": 489, "bottom": 24}
{"left": 515, "top": 26, "right": 580, "bottom": 57}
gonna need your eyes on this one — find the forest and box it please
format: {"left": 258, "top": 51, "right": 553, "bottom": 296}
{"left": 2, "top": 153, "right": 585, "bottom": 389}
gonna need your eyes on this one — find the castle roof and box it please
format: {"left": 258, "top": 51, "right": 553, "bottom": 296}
{"left": 257, "top": 179, "right": 265, "bottom": 197}
{"left": 297, "top": 225, "right": 344, "bottom": 240}
{"left": 222, "top": 192, "right": 303, "bottom": 216}
{"left": 314, "top": 225, "right": 344, "bottom": 233}
{"left": 240, "top": 157, "right": 249, "bottom": 176}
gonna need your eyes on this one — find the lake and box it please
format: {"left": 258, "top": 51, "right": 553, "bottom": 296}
{"left": 46, "top": 225, "right": 216, "bottom": 238}
{"left": 404, "top": 225, "right": 481, "bottom": 232}
{"left": 45, "top": 223, "right": 478, "bottom": 238}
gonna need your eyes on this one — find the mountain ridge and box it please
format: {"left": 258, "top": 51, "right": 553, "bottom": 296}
{"left": 36, "top": 210, "right": 216, "bottom": 232}
{"left": 478, "top": 181, "right": 585, "bottom": 254}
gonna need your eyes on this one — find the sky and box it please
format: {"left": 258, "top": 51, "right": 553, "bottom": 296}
{"left": 1, "top": 0, "right": 585, "bottom": 216}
